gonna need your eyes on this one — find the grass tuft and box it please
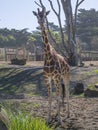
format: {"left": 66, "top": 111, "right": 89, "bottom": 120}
{"left": 0, "top": 105, "right": 53, "bottom": 130}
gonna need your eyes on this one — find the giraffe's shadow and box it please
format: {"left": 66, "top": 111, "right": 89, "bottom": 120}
{"left": 0, "top": 66, "right": 48, "bottom": 99}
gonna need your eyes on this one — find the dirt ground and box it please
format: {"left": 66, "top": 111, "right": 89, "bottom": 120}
{"left": 24, "top": 96, "right": 98, "bottom": 130}
{"left": 0, "top": 61, "right": 98, "bottom": 130}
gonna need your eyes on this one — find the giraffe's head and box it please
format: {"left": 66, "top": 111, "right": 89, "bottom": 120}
{"left": 33, "top": 8, "right": 50, "bottom": 25}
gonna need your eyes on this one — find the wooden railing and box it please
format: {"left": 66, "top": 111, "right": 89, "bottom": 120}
{"left": 81, "top": 51, "right": 98, "bottom": 61}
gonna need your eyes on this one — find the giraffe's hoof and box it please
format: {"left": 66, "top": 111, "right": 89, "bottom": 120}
{"left": 47, "top": 118, "right": 51, "bottom": 125}
{"left": 58, "top": 119, "right": 62, "bottom": 125}
{"left": 57, "top": 119, "right": 62, "bottom": 126}
{"left": 66, "top": 114, "right": 70, "bottom": 119}
{"left": 67, "top": 113, "right": 70, "bottom": 118}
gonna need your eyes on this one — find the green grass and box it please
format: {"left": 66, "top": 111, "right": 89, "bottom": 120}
{"left": 93, "top": 69, "right": 98, "bottom": 74}
{"left": 0, "top": 105, "right": 53, "bottom": 130}
{"left": 88, "top": 83, "right": 98, "bottom": 90}
{"left": 83, "top": 71, "right": 91, "bottom": 76}
{"left": 9, "top": 112, "right": 52, "bottom": 130}
{"left": 89, "top": 84, "right": 95, "bottom": 90}
{"left": 74, "top": 93, "right": 84, "bottom": 98}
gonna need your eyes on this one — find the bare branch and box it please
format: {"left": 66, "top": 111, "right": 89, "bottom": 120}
{"left": 48, "top": 0, "right": 58, "bottom": 16}
{"left": 46, "top": 17, "right": 68, "bottom": 57}
{"left": 39, "top": 0, "right": 45, "bottom": 8}
{"left": 74, "top": 0, "right": 85, "bottom": 35}
{"left": 48, "top": 0, "right": 68, "bottom": 54}
{"left": 77, "top": 0, "right": 85, "bottom": 7}
{"left": 35, "top": 0, "right": 45, "bottom": 9}
{"left": 34, "top": 1, "right": 42, "bottom": 8}
{"left": 57, "top": 0, "right": 61, "bottom": 15}
{"left": 46, "top": 18, "right": 57, "bottom": 45}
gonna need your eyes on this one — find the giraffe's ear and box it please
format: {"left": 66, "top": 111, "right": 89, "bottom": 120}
{"left": 46, "top": 11, "right": 50, "bottom": 16}
{"left": 32, "top": 11, "right": 37, "bottom": 16}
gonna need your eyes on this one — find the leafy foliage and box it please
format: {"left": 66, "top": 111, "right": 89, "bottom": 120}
{"left": 77, "top": 9, "right": 98, "bottom": 50}
{"left": 0, "top": 28, "right": 29, "bottom": 47}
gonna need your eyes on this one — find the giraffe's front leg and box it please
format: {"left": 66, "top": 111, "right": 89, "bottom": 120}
{"left": 45, "top": 77, "right": 52, "bottom": 124}
{"left": 54, "top": 79, "right": 62, "bottom": 125}
{"left": 56, "top": 94, "right": 62, "bottom": 125}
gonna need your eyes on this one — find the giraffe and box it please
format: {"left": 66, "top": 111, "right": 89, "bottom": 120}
{"left": 33, "top": 8, "right": 70, "bottom": 124}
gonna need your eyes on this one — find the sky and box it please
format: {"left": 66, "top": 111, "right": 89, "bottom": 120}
{"left": 0, "top": 0, "right": 98, "bottom": 32}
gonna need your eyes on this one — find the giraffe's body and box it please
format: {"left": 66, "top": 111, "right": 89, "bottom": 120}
{"left": 33, "top": 8, "right": 70, "bottom": 124}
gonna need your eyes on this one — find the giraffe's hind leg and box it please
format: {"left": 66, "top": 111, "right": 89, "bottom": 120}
{"left": 63, "top": 74, "right": 70, "bottom": 118}
{"left": 61, "top": 81, "right": 65, "bottom": 107}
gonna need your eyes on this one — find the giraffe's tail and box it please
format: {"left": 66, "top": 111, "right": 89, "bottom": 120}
{"left": 61, "top": 83, "right": 65, "bottom": 107}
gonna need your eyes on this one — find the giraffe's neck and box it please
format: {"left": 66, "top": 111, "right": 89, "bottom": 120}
{"left": 41, "top": 23, "right": 58, "bottom": 67}
{"left": 41, "top": 24, "right": 52, "bottom": 59}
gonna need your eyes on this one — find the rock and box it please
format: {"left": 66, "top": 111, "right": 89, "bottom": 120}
{"left": 84, "top": 88, "right": 98, "bottom": 97}
{"left": 0, "top": 120, "right": 8, "bottom": 130}
{"left": 74, "top": 83, "right": 84, "bottom": 94}
{"left": 95, "top": 84, "right": 98, "bottom": 89}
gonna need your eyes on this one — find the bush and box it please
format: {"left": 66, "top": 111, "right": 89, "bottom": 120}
{"left": 11, "top": 58, "right": 26, "bottom": 65}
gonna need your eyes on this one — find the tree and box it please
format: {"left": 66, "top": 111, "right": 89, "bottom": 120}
{"left": 77, "top": 9, "right": 98, "bottom": 51}
{"left": 61, "top": 0, "right": 77, "bottom": 65}
{"left": 61, "top": 0, "right": 85, "bottom": 65}
{"left": 0, "top": 28, "right": 31, "bottom": 48}
{"left": 91, "top": 36, "right": 98, "bottom": 51}
{"left": 48, "top": 22, "right": 60, "bottom": 32}
{"left": 34, "top": 0, "right": 85, "bottom": 66}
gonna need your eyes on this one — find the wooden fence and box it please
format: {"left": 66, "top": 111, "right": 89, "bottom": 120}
{"left": 0, "top": 48, "right": 98, "bottom": 62}
{"left": 81, "top": 51, "right": 98, "bottom": 61}
{"left": 0, "top": 47, "right": 44, "bottom": 61}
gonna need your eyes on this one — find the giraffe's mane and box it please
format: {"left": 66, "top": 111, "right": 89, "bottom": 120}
{"left": 49, "top": 43, "right": 68, "bottom": 63}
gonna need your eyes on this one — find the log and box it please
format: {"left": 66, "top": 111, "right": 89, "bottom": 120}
{"left": 84, "top": 88, "right": 98, "bottom": 97}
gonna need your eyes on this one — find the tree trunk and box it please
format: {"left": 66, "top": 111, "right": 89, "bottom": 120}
{"left": 61, "top": 0, "right": 78, "bottom": 66}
